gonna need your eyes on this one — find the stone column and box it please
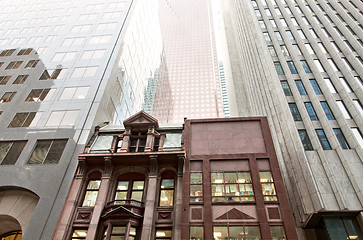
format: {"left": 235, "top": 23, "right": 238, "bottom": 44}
{"left": 173, "top": 155, "right": 184, "bottom": 239}
{"left": 86, "top": 157, "right": 113, "bottom": 240}
{"left": 141, "top": 156, "right": 158, "bottom": 240}
{"left": 145, "top": 127, "right": 155, "bottom": 152}
{"left": 53, "top": 158, "right": 87, "bottom": 240}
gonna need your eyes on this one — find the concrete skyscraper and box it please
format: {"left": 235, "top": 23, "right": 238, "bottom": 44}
{"left": 159, "top": 0, "right": 226, "bottom": 123}
{"left": 223, "top": 0, "right": 362, "bottom": 239}
{"left": 0, "top": 0, "right": 171, "bottom": 239}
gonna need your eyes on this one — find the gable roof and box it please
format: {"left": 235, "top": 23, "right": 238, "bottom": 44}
{"left": 123, "top": 110, "right": 159, "bottom": 129}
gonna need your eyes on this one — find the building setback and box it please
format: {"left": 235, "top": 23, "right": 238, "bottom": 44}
{"left": 222, "top": 0, "right": 363, "bottom": 239}
{"left": 54, "top": 111, "right": 297, "bottom": 240}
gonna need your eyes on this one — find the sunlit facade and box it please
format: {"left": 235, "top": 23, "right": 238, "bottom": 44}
{"left": 223, "top": 0, "right": 363, "bottom": 239}
{"left": 0, "top": 0, "right": 168, "bottom": 239}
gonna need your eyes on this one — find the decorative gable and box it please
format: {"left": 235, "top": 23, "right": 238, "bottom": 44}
{"left": 123, "top": 110, "right": 159, "bottom": 129}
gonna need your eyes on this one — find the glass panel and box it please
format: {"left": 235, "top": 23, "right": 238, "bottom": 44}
{"left": 213, "top": 226, "right": 228, "bottom": 240}
{"left": 225, "top": 184, "right": 239, "bottom": 196}
{"left": 289, "top": 103, "right": 302, "bottom": 121}
{"left": 156, "top": 229, "right": 172, "bottom": 238}
{"left": 191, "top": 173, "right": 202, "bottom": 184}
{"left": 229, "top": 226, "right": 244, "bottom": 240}
{"left": 238, "top": 172, "right": 251, "bottom": 183}
{"left": 211, "top": 172, "right": 224, "bottom": 183}
{"left": 72, "top": 230, "right": 88, "bottom": 238}
{"left": 132, "top": 181, "right": 144, "bottom": 190}
{"left": 299, "top": 130, "right": 313, "bottom": 150}
{"left": 160, "top": 189, "right": 173, "bottom": 206}
{"left": 239, "top": 184, "right": 254, "bottom": 195}
{"left": 161, "top": 179, "right": 174, "bottom": 188}
{"left": 333, "top": 129, "right": 349, "bottom": 149}
{"left": 281, "top": 81, "right": 292, "bottom": 96}
{"left": 259, "top": 172, "right": 273, "bottom": 182}
{"left": 82, "top": 191, "right": 98, "bottom": 207}
{"left": 316, "top": 129, "right": 332, "bottom": 150}
{"left": 310, "top": 79, "right": 322, "bottom": 94}
{"left": 129, "top": 227, "right": 136, "bottom": 236}
{"left": 190, "top": 185, "right": 203, "bottom": 197}
{"left": 212, "top": 184, "right": 225, "bottom": 196}
{"left": 115, "top": 191, "right": 127, "bottom": 200}
{"left": 0, "top": 142, "right": 12, "bottom": 163}
{"left": 224, "top": 172, "right": 237, "bottom": 183}
{"left": 320, "top": 102, "right": 335, "bottom": 120}
{"left": 295, "top": 80, "right": 307, "bottom": 95}
{"left": 270, "top": 226, "right": 286, "bottom": 240}
{"left": 87, "top": 180, "right": 101, "bottom": 189}
{"left": 245, "top": 226, "right": 261, "bottom": 240}
{"left": 112, "top": 226, "right": 126, "bottom": 234}
{"left": 190, "top": 226, "right": 204, "bottom": 240}
{"left": 287, "top": 61, "right": 298, "bottom": 74}
{"left": 261, "top": 183, "right": 276, "bottom": 195}
{"left": 131, "top": 191, "right": 143, "bottom": 201}
{"left": 117, "top": 181, "right": 129, "bottom": 190}
{"left": 44, "top": 139, "right": 67, "bottom": 164}
{"left": 27, "top": 140, "right": 52, "bottom": 164}
{"left": 110, "top": 237, "right": 125, "bottom": 240}
{"left": 305, "top": 102, "right": 318, "bottom": 121}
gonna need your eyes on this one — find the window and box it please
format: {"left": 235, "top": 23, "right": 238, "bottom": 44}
{"left": 269, "top": 19, "right": 277, "bottom": 27}
{"left": 270, "top": 226, "right": 286, "bottom": 240}
{"left": 274, "top": 62, "right": 284, "bottom": 75}
{"left": 297, "top": 29, "right": 306, "bottom": 39}
{"left": 13, "top": 75, "right": 28, "bottom": 84}
{"left": 62, "top": 37, "right": 85, "bottom": 46}
{"left": 159, "top": 171, "right": 175, "bottom": 207}
{"left": 106, "top": 226, "right": 137, "bottom": 240}
{"left": 46, "top": 110, "right": 80, "bottom": 127}
{"left": 259, "top": 171, "right": 277, "bottom": 201}
{"left": 5, "top": 61, "right": 23, "bottom": 70}
{"left": 305, "top": 43, "right": 315, "bottom": 54}
{"left": 8, "top": 112, "right": 40, "bottom": 128}
{"left": 286, "top": 30, "right": 294, "bottom": 40}
{"left": 190, "top": 172, "right": 203, "bottom": 202}
{"left": 0, "top": 49, "right": 15, "bottom": 56}
{"left": 316, "top": 129, "right": 331, "bottom": 150}
{"left": 155, "top": 229, "right": 172, "bottom": 240}
{"left": 115, "top": 173, "right": 145, "bottom": 205}
{"left": 309, "top": 79, "right": 322, "bottom": 94}
{"left": 268, "top": 46, "right": 277, "bottom": 57}
{"left": 275, "top": 31, "right": 282, "bottom": 41}
{"left": 295, "top": 80, "right": 307, "bottom": 95}
{"left": 324, "top": 78, "right": 337, "bottom": 93}
{"left": 287, "top": 61, "right": 298, "bottom": 74}
{"left": 301, "top": 60, "right": 312, "bottom": 73}
{"left": 213, "top": 226, "right": 261, "bottom": 240}
{"left": 89, "top": 35, "right": 112, "bottom": 44}
{"left": 80, "top": 49, "right": 106, "bottom": 60}
{"left": 25, "top": 89, "right": 55, "bottom": 102}
{"left": 71, "top": 66, "right": 98, "bottom": 78}
{"left": 299, "top": 129, "right": 313, "bottom": 150}
{"left": 258, "top": 21, "right": 266, "bottom": 29}
{"left": 280, "top": 45, "right": 290, "bottom": 56}
{"left": 96, "top": 22, "right": 117, "bottom": 31}
{"left": 313, "top": 60, "right": 325, "bottom": 72}
{"left": 129, "top": 132, "right": 146, "bottom": 152}
{"left": 328, "top": 59, "right": 339, "bottom": 71}
{"left": 351, "top": 128, "right": 363, "bottom": 148}
{"left": 333, "top": 129, "right": 349, "bottom": 149}
{"left": 336, "top": 101, "right": 351, "bottom": 119}
{"left": 353, "top": 100, "right": 363, "bottom": 116}
{"left": 27, "top": 139, "right": 68, "bottom": 165}
{"left": 82, "top": 180, "right": 101, "bottom": 207}
{"left": 51, "top": 52, "right": 76, "bottom": 62}
{"left": 0, "top": 76, "right": 11, "bottom": 85}
{"left": 263, "top": 32, "right": 271, "bottom": 41}
{"left": 0, "top": 62, "right": 4, "bottom": 68}
{"left": 292, "top": 44, "right": 302, "bottom": 55}
{"left": 0, "top": 141, "right": 27, "bottom": 165}
{"left": 281, "top": 81, "right": 292, "bottom": 96}
{"left": 17, "top": 48, "right": 33, "bottom": 55}
{"left": 289, "top": 103, "right": 301, "bottom": 121}
{"left": 211, "top": 171, "right": 254, "bottom": 202}
{"left": 190, "top": 226, "right": 203, "bottom": 240}
{"left": 318, "top": 42, "right": 327, "bottom": 53}
{"left": 320, "top": 101, "right": 335, "bottom": 120}
{"left": 59, "top": 87, "right": 89, "bottom": 100}
{"left": 25, "top": 60, "right": 39, "bottom": 68}
{"left": 39, "top": 69, "right": 63, "bottom": 80}
{"left": 305, "top": 102, "right": 318, "bottom": 120}
{"left": 71, "top": 230, "right": 87, "bottom": 240}
{"left": 70, "top": 25, "right": 92, "bottom": 33}
{"left": 309, "top": 29, "right": 318, "bottom": 38}
{"left": 0, "top": 92, "right": 16, "bottom": 103}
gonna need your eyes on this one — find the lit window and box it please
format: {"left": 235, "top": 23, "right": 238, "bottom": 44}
{"left": 190, "top": 172, "right": 203, "bottom": 202}
{"left": 299, "top": 129, "right": 313, "bottom": 150}
{"left": 156, "top": 229, "right": 172, "bottom": 240}
{"left": 270, "top": 226, "right": 286, "bottom": 240}
{"left": 0, "top": 76, "right": 11, "bottom": 85}
{"left": 0, "top": 141, "right": 27, "bottom": 165}
{"left": 71, "top": 230, "right": 87, "bottom": 240}
{"left": 8, "top": 112, "right": 41, "bottom": 128}
{"left": 106, "top": 226, "right": 137, "bottom": 240}
{"left": 0, "top": 230, "right": 22, "bottom": 239}
{"left": 82, "top": 180, "right": 101, "bottom": 207}
{"left": 0, "top": 92, "right": 16, "bottom": 103}
{"left": 259, "top": 171, "right": 277, "bottom": 201}
{"left": 333, "top": 129, "right": 350, "bottom": 149}
{"left": 160, "top": 176, "right": 175, "bottom": 207}
{"left": 27, "top": 139, "right": 68, "bottom": 164}
{"left": 13, "top": 75, "right": 28, "bottom": 84}
{"left": 211, "top": 171, "right": 254, "bottom": 202}
{"left": 305, "top": 102, "right": 318, "bottom": 121}
{"left": 289, "top": 103, "right": 302, "bottom": 121}
{"left": 316, "top": 129, "right": 331, "bottom": 150}
{"left": 320, "top": 101, "right": 335, "bottom": 120}
{"left": 115, "top": 174, "right": 145, "bottom": 205}
{"left": 5, "top": 61, "right": 23, "bottom": 70}
{"left": 213, "top": 226, "right": 260, "bottom": 240}
{"left": 25, "top": 89, "right": 55, "bottom": 102}
{"left": 190, "top": 226, "right": 203, "bottom": 240}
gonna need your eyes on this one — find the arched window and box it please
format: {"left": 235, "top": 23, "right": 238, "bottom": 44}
{"left": 159, "top": 170, "right": 176, "bottom": 207}
{"left": 0, "top": 230, "right": 22, "bottom": 240}
{"left": 82, "top": 171, "right": 101, "bottom": 207}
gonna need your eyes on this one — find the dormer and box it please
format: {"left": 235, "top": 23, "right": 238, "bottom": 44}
{"left": 116, "top": 111, "right": 165, "bottom": 153}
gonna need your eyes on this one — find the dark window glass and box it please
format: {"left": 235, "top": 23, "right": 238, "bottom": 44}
{"left": 320, "top": 101, "right": 335, "bottom": 120}
{"left": 333, "top": 129, "right": 350, "bottom": 149}
{"left": 316, "top": 129, "right": 332, "bottom": 150}
{"left": 287, "top": 61, "right": 298, "bottom": 74}
{"left": 281, "top": 81, "right": 292, "bottom": 96}
{"left": 0, "top": 141, "right": 27, "bottom": 165}
{"left": 305, "top": 102, "right": 318, "bottom": 120}
{"left": 310, "top": 79, "right": 322, "bottom": 94}
{"left": 299, "top": 130, "right": 313, "bottom": 150}
{"left": 289, "top": 103, "right": 302, "bottom": 121}
{"left": 295, "top": 80, "right": 307, "bottom": 95}
{"left": 27, "top": 139, "right": 67, "bottom": 164}
{"left": 8, "top": 112, "right": 36, "bottom": 128}
{"left": 274, "top": 62, "right": 284, "bottom": 75}
{"left": 301, "top": 60, "right": 312, "bottom": 73}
